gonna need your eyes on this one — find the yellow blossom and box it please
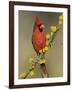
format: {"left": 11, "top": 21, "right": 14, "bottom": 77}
{"left": 51, "top": 26, "right": 56, "bottom": 32}
{"left": 43, "top": 46, "right": 48, "bottom": 52}
{"left": 38, "top": 59, "right": 45, "bottom": 64}
{"left": 29, "top": 70, "right": 34, "bottom": 77}
{"left": 19, "top": 72, "right": 26, "bottom": 78}
{"left": 29, "top": 58, "right": 33, "bottom": 64}
{"left": 46, "top": 33, "right": 50, "bottom": 39}
{"left": 59, "top": 20, "right": 63, "bottom": 25}
{"left": 43, "top": 48, "right": 45, "bottom": 52}
{"left": 39, "top": 49, "right": 43, "bottom": 53}
{"left": 59, "top": 15, "right": 63, "bottom": 20}
{"left": 44, "top": 46, "right": 48, "bottom": 52}
{"left": 51, "top": 32, "right": 54, "bottom": 36}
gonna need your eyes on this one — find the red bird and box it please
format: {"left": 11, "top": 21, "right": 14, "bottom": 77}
{"left": 32, "top": 16, "right": 48, "bottom": 77}
{"left": 32, "top": 16, "right": 46, "bottom": 53}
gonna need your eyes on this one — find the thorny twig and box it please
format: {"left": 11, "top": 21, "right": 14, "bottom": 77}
{"left": 20, "top": 25, "right": 62, "bottom": 79}
{"left": 48, "top": 25, "right": 62, "bottom": 47}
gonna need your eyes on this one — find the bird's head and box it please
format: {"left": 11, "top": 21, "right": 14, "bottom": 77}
{"left": 34, "top": 16, "right": 45, "bottom": 32}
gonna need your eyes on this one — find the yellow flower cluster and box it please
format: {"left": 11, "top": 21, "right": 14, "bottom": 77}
{"left": 29, "top": 58, "right": 35, "bottom": 69}
{"left": 38, "top": 59, "right": 45, "bottom": 64}
{"left": 46, "top": 33, "right": 50, "bottom": 39}
{"left": 19, "top": 72, "right": 26, "bottom": 79}
{"left": 51, "top": 32, "right": 54, "bottom": 36}
{"left": 39, "top": 46, "right": 48, "bottom": 53}
{"left": 29, "top": 70, "right": 34, "bottom": 77}
{"left": 43, "top": 46, "right": 48, "bottom": 52}
{"left": 29, "top": 58, "right": 33, "bottom": 64}
{"left": 59, "top": 15, "right": 63, "bottom": 20}
{"left": 59, "top": 20, "right": 62, "bottom": 25}
{"left": 50, "top": 26, "right": 56, "bottom": 32}
{"left": 59, "top": 14, "right": 63, "bottom": 25}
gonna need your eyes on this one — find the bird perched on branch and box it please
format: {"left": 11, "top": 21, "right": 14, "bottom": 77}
{"left": 32, "top": 16, "right": 48, "bottom": 77}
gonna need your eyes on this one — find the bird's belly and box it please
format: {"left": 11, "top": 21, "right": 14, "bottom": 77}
{"left": 32, "top": 32, "right": 46, "bottom": 52}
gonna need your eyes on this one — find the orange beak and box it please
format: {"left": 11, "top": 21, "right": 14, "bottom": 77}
{"left": 40, "top": 24, "right": 45, "bottom": 29}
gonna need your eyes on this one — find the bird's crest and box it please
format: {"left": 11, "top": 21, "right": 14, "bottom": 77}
{"left": 35, "top": 16, "right": 41, "bottom": 26}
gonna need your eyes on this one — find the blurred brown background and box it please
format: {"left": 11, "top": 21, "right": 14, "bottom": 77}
{"left": 19, "top": 10, "right": 63, "bottom": 78}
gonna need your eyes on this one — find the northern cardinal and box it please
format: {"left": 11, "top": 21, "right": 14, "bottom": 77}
{"left": 32, "top": 16, "right": 48, "bottom": 77}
